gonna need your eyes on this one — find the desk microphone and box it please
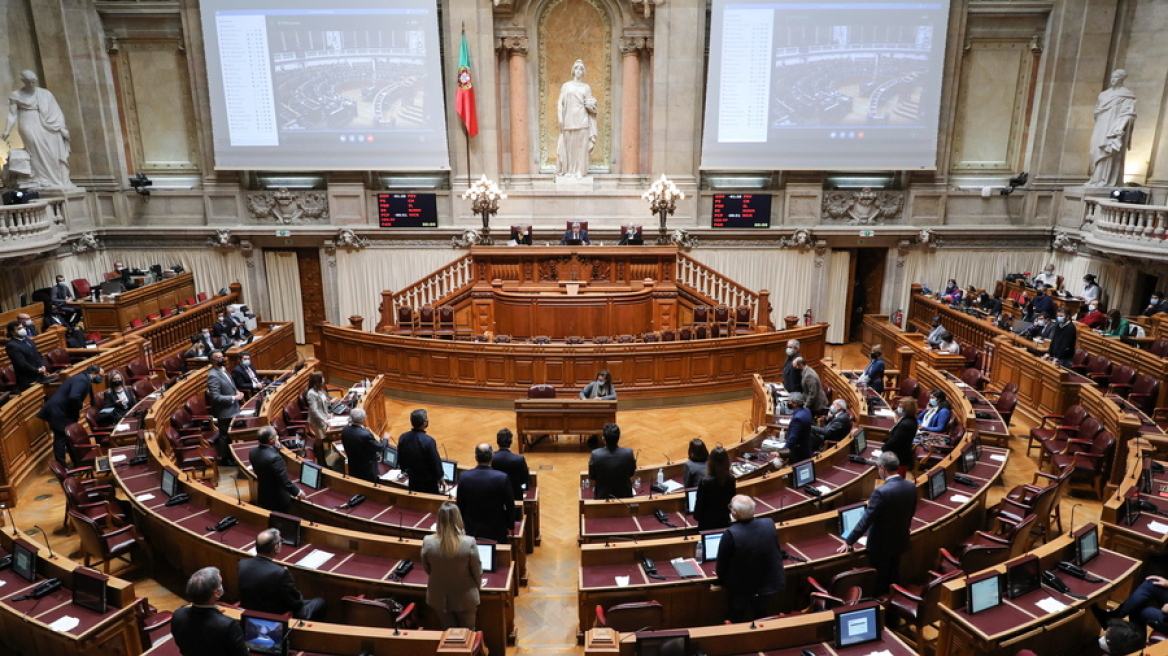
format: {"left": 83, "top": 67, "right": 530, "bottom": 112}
{"left": 1068, "top": 503, "right": 1083, "bottom": 535}
{"left": 661, "top": 452, "right": 672, "bottom": 466}
{"left": 606, "top": 494, "right": 638, "bottom": 515}
{"left": 635, "top": 449, "right": 641, "bottom": 463}
{"left": 32, "top": 526, "right": 55, "bottom": 560}
{"left": 233, "top": 474, "right": 243, "bottom": 506}
{"left": 603, "top": 535, "right": 638, "bottom": 548}
{"left": 397, "top": 512, "right": 405, "bottom": 542}
{"left": 441, "top": 444, "right": 449, "bottom": 461}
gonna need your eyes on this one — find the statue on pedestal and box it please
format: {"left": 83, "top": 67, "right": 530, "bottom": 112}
{"left": 555, "top": 60, "right": 598, "bottom": 178}
{"left": 1086, "top": 69, "right": 1136, "bottom": 188}
{"left": 2, "top": 70, "right": 75, "bottom": 191}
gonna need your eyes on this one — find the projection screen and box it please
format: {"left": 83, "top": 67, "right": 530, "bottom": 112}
{"left": 200, "top": 0, "right": 449, "bottom": 170}
{"left": 701, "top": 0, "right": 951, "bottom": 170}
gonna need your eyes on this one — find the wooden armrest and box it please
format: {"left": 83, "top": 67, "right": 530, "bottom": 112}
{"left": 1031, "top": 471, "right": 1058, "bottom": 483}
{"left": 973, "top": 532, "right": 1009, "bottom": 546}
{"left": 890, "top": 584, "right": 922, "bottom": 602}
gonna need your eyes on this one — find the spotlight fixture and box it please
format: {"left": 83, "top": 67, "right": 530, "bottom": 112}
{"left": 999, "top": 172, "right": 1028, "bottom": 196}
{"left": 1110, "top": 187, "right": 1148, "bottom": 204}
{"left": 129, "top": 172, "right": 153, "bottom": 197}
{"left": 1, "top": 189, "right": 38, "bottom": 205}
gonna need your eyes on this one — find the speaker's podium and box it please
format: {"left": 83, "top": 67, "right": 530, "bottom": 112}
{"left": 515, "top": 386, "right": 616, "bottom": 453}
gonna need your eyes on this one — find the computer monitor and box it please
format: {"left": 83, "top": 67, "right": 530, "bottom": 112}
{"left": 926, "top": 467, "right": 947, "bottom": 501}
{"left": 1123, "top": 488, "right": 1142, "bottom": 527}
{"left": 837, "top": 503, "right": 866, "bottom": 538}
{"left": 12, "top": 538, "right": 37, "bottom": 583}
{"left": 268, "top": 512, "right": 302, "bottom": 548}
{"left": 634, "top": 630, "right": 690, "bottom": 656}
{"left": 967, "top": 572, "right": 1003, "bottom": 614}
{"left": 476, "top": 541, "right": 497, "bottom": 573}
{"left": 1005, "top": 555, "right": 1041, "bottom": 599}
{"left": 95, "top": 456, "right": 112, "bottom": 474}
{"left": 72, "top": 567, "right": 109, "bottom": 613}
{"left": 685, "top": 488, "right": 697, "bottom": 514}
{"left": 299, "top": 461, "right": 323, "bottom": 490}
{"left": 791, "top": 459, "right": 816, "bottom": 488}
{"left": 563, "top": 238, "right": 583, "bottom": 246}
{"left": 381, "top": 446, "right": 398, "bottom": 468}
{"left": 700, "top": 531, "right": 723, "bottom": 563}
{"left": 241, "top": 610, "right": 290, "bottom": 656}
{"left": 852, "top": 429, "right": 867, "bottom": 456}
{"left": 833, "top": 601, "right": 882, "bottom": 648}
{"left": 441, "top": 460, "right": 458, "bottom": 484}
{"left": 160, "top": 467, "right": 180, "bottom": 498}
{"left": 1075, "top": 523, "right": 1100, "bottom": 565}
{"left": 968, "top": 433, "right": 983, "bottom": 459}
{"left": 958, "top": 444, "right": 978, "bottom": 474}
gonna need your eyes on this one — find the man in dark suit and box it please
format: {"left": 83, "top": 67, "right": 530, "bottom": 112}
{"left": 196, "top": 327, "right": 217, "bottom": 353}
{"left": 491, "top": 428, "right": 529, "bottom": 512}
{"left": 810, "top": 399, "right": 853, "bottom": 448}
{"left": 341, "top": 408, "right": 387, "bottom": 483}
{"left": 16, "top": 313, "right": 37, "bottom": 337}
{"left": 784, "top": 393, "right": 814, "bottom": 464}
{"left": 230, "top": 351, "right": 265, "bottom": 396}
{"left": 559, "top": 221, "right": 591, "bottom": 245}
{"left": 456, "top": 444, "right": 515, "bottom": 543}
{"left": 781, "top": 339, "right": 802, "bottom": 394}
{"left": 51, "top": 274, "right": 75, "bottom": 307}
{"left": 238, "top": 528, "right": 327, "bottom": 620}
{"left": 716, "top": 495, "right": 786, "bottom": 623}
{"left": 249, "top": 426, "right": 303, "bottom": 512}
{"left": 5, "top": 320, "right": 46, "bottom": 390}
{"left": 398, "top": 409, "right": 444, "bottom": 494}
{"left": 837, "top": 452, "right": 918, "bottom": 594}
{"left": 206, "top": 350, "right": 240, "bottom": 462}
{"left": 1141, "top": 292, "right": 1168, "bottom": 317}
{"left": 588, "top": 423, "right": 636, "bottom": 499}
{"left": 859, "top": 345, "right": 886, "bottom": 394}
{"left": 38, "top": 364, "right": 102, "bottom": 466}
{"left": 212, "top": 312, "right": 238, "bottom": 346}
{"left": 1044, "top": 307, "right": 1078, "bottom": 368}
{"left": 172, "top": 567, "right": 247, "bottom": 656}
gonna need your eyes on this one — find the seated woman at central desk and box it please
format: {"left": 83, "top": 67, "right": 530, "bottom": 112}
{"left": 579, "top": 370, "right": 616, "bottom": 400}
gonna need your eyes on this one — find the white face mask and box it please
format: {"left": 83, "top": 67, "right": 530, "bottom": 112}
{"left": 1098, "top": 635, "right": 1110, "bottom": 653}
{"left": 785, "top": 347, "right": 794, "bottom": 356}
{"left": 14, "top": 328, "right": 27, "bottom": 338}
{"left": 242, "top": 359, "right": 251, "bottom": 366}
{"left": 896, "top": 407, "right": 903, "bottom": 417}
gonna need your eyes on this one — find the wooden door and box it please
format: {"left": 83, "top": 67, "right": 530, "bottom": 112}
{"left": 849, "top": 249, "right": 887, "bottom": 342}
{"left": 296, "top": 249, "right": 326, "bottom": 346}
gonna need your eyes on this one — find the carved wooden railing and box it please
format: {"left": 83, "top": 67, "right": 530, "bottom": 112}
{"left": 674, "top": 252, "right": 760, "bottom": 313}
{"left": 378, "top": 254, "right": 475, "bottom": 328}
{"left": 125, "top": 283, "right": 241, "bottom": 359}
{"left": 1086, "top": 198, "right": 1168, "bottom": 242}
{"left": 0, "top": 198, "right": 63, "bottom": 248}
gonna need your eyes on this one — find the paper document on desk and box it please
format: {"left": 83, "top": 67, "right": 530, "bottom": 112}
{"left": 136, "top": 493, "right": 155, "bottom": 502}
{"left": 1035, "top": 597, "right": 1068, "bottom": 613}
{"left": 111, "top": 454, "right": 127, "bottom": 463}
{"left": 863, "top": 651, "right": 893, "bottom": 656}
{"left": 615, "top": 576, "right": 630, "bottom": 587}
{"left": 1147, "top": 520, "right": 1168, "bottom": 535}
{"left": 874, "top": 409, "right": 895, "bottom": 418}
{"left": 660, "top": 480, "right": 683, "bottom": 494}
{"left": 989, "top": 453, "right": 1007, "bottom": 462}
{"left": 49, "top": 616, "right": 80, "bottom": 632}
{"left": 239, "top": 409, "right": 256, "bottom": 417}
{"left": 296, "top": 549, "right": 335, "bottom": 570}
{"left": 116, "top": 423, "right": 131, "bottom": 432}
{"left": 815, "top": 485, "right": 832, "bottom": 495}
{"left": 379, "top": 469, "right": 403, "bottom": 482}
{"left": 327, "top": 416, "right": 349, "bottom": 427}
{"left": 949, "top": 494, "right": 971, "bottom": 504}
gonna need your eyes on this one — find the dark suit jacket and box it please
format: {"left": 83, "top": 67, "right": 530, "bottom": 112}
{"left": 398, "top": 429, "right": 443, "bottom": 494}
{"left": 212, "top": 320, "right": 236, "bottom": 343}
{"left": 99, "top": 386, "right": 138, "bottom": 426}
{"left": 715, "top": 517, "right": 785, "bottom": 597}
{"left": 782, "top": 353, "right": 802, "bottom": 394}
{"left": 845, "top": 475, "right": 917, "bottom": 556}
{"left": 456, "top": 465, "right": 515, "bottom": 543}
{"left": 38, "top": 373, "right": 91, "bottom": 431}
{"left": 785, "top": 407, "right": 814, "bottom": 463}
{"left": 172, "top": 605, "right": 247, "bottom": 656}
{"left": 1048, "top": 321, "right": 1077, "bottom": 361}
{"left": 589, "top": 446, "right": 636, "bottom": 499}
{"left": 559, "top": 229, "right": 591, "bottom": 245}
{"left": 341, "top": 424, "right": 384, "bottom": 483}
{"left": 810, "top": 411, "right": 853, "bottom": 444}
{"left": 51, "top": 282, "right": 73, "bottom": 305}
{"left": 231, "top": 363, "right": 263, "bottom": 393}
{"left": 882, "top": 416, "right": 918, "bottom": 471}
{"left": 861, "top": 357, "right": 886, "bottom": 394}
{"left": 6, "top": 337, "right": 45, "bottom": 389}
{"left": 206, "top": 365, "right": 239, "bottom": 419}
{"left": 693, "top": 475, "right": 735, "bottom": 531}
{"left": 249, "top": 444, "right": 299, "bottom": 512}
{"left": 238, "top": 555, "right": 303, "bottom": 615}
{"left": 492, "top": 448, "right": 530, "bottom": 501}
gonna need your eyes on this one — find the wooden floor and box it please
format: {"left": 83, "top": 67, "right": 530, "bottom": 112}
{"left": 7, "top": 342, "right": 1103, "bottom": 655}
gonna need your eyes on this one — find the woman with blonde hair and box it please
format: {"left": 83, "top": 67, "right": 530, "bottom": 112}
{"left": 421, "top": 502, "right": 482, "bottom": 629}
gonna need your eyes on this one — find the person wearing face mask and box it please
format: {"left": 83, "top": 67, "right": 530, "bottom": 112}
{"left": 793, "top": 357, "right": 828, "bottom": 415}
{"left": 1103, "top": 309, "right": 1130, "bottom": 338}
{"left": 1026, "top": 284, "right": 1055, "bottom": 321}
{"left": 835, "top": 451, "right": 917, "bottom": 595}
{"left": 212, "top": 313, "right": 238, "bottom": 346}
{"left": 172, "top": 567, "right": 247, "bottom": 656}
{"left": 857, "top": 345, "right": 886, "bottom": 394}
{"left": 917, "top": 390, "right": 952, "bottom": 433}
{"left": 1093, "top": 576, "right": 1168, "bottom": 649}
{"left": 881, "top": 397, "right": 918, "bottom": 477}
{"left": 98, "top": 371, "right": 138, "bottom": 427}
{"left": 1080, "top": 274, "right": 1102, "bottom": 303}
{"left": 783, "top": 393, "right": 813, "bottom": 463}
{"left": 5, "top": 319, "right": 47, "bottom": 391}
{"left": 205, "top": 350, "right": 241, "bottom": 463}
{"left": 1034, "top": 264, "right": 1059, "bottom": 289}
{"left": 937, "top": 332, "right": 961, "bottom": 355}
{"left": 230, "top": 351, "right": 265, "bottom": 396}
{"left": 781, "top": 339, "right": 802, "bottom": 394}
{"left": 184, "top": 335, "right": 209, "bottom": 360}
{"left": 578, "top": 369, "right": 617, "bottom": 400}
{"left": 810, "top": 399, "right": 852, "bottom": 448}
{"left": 1044, "top": 308, "right": 1078, "bottom": 368}
{"left": 1020, "top": 312, "right": 1056, "bottom": 341}
{"left": 37, "top": 365, "right": 103, "bottom": 466}
{"left": 16, "top": 313, "right": 38, "bottom": 337}
{"left": 51, "top": 274, "right": 74, "bottom": 306}
{"left": 1079, "top": 301, "right": 1108, "bottom": 329}
{"left": 196, "top": 327, "right": 217, "bottom": 352}
{"left": 940, "top": 279, "right": 963, "bottom": 304}
{"left": 925, "top": 316, "right": 946, "bottom": 348}
{"left": 1142, "top": 291, "right": 1168, "bottom": 317}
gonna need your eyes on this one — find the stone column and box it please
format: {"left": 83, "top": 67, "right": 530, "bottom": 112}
{"left": 619, "top": 37, "right": 646, "bottom": 175}
{"left": 500, "top": 37, "right": 530, "bottom": 175}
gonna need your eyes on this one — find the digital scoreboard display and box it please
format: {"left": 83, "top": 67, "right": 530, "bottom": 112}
{"left": 378, "top": 193, "right": 438, "bottom": 228}
{"left": 712, "top": 194, "right": 772, "bottom": 229}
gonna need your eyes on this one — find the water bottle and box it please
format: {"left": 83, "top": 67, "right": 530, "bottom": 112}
{"left": 695, "top": 538, "right": 704, "bottom": 561}
{"left": 656, "top": 468, "right": 664, "bottom": 486}
{"left": 582, "top": 477, "right": 590, "bottom": 492}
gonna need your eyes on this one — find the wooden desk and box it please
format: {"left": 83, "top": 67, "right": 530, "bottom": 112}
{"left": 225, "top": 321, "right": 298, "bottom": 372}
{"left": 77, "top": 273, "right": 196, "bottom": 335}
{"left": 0, "top": 302, "right": 46, "bottom": 334}
{"left": 514, "top": 398, "right": 616, "bottom": 452}
{"left": 118, "top": 283, "right": 242, "bottom": 360}
{"left": 1100, "top": 446, "right": 1168, "bottom": 559}
{"left": 1075, "top": 322, "right": 1168, "bottom": 411}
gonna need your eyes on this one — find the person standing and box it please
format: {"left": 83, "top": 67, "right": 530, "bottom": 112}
{"left": 716, "top": 495, "right": 786, "bottom": 623}
{"left": 6, "top": 319, "right": 47, "bottom": 390}
{"left": 238, "top": 528, "right": 327, "bottom": 621}
{"left": 1045, "top": 307, "right": 1078, "bottom": 368}
{"left": 16, "top": 313, "right": 37, "bottom": 337}
{"left": 1080, "top": 275, "right": 1102, "bottom": 303}
{"left": 38, "top": 364, "right": 102, "bottom": 466}
{"left": 248, "top": 426, "right": 303, "bottom": 513}
{"left": 341, "top": 408, "right": 387, "bottom": 483}
{"left": 693, "top": 446, "right": 735, "bottom": 532}
{"left": 421, "top": 503, "right": 482, "bottom": 629}
{"left": 171, "top": 567, "right": 246, "bottom": 656}
{"left": 794, "top": 357, "right": 828, "bottom": 414}
{"left": 491, "top": 428, "right": 529, "bottom": 510}
{"left": 781, "top": 339, "right": 802, "bottom": 394}
{"left": 456, "top": 444, "right": 515, "bottom": 543}
{"left": 682, "top": 438, "right": 709, "bottom": 489}
{"left": 304, "top": 371, "right": 331, "bottom": 441}
{"left": 784, "top": 393, "right": 814, "bottom": 464}
{"left": 858, "top": 345, "right": 886, "bottom": 394}
{"left": 588, "top": 423, "right": 637, "bottom": 499}
{"left": 836, "top": 452, "right": 917, "bottom": 594}
{"left": 882, "top": 397, "right": 919, "bottom": 477}
{"left": 398, "top": 409, "right": 444, "bottom": 494}
{"left": 206, "top": 350, "right": 239, "bottom": 462}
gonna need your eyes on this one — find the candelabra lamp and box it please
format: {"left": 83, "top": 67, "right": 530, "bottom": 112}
{"left": 642, "top": 174, "right": 684, "bottom": 245}
{"left": 461, "top": 175, "right": 507, "bottom": 245}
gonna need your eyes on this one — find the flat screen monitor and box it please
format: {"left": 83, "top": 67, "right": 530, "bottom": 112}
{"left": 441, "top": 460, "right": 458, "bottom": 484}
{"left": 968, "top": 433, "right": 982, "bottom": 459}
{"left": 241, "top": 610, "right": 290, "bottom": 656}
{"left": 268, "top": 512, "right": 302, "bottom": 548}
{"left": 685, "top": 488, "right": 697, "bottom": 514}
{"left": 837, "top": 503, "right": 866, "bottom": 538}
{"left": 635, "top": 630, "right": 690, "bottom": 656}
{"left": 926, "top": 467, "right": 947, "bottom": 501}
{"left": 852, "top": 429, "right": 867, "bottom": 455}
{"left": 967, "top": 572, "right": 1002, "bottom": 614}
{"left": 563, "top": 238, "right": 583, "bottom": 246}
{"left": 381, "top": 446, "right": 398, "bottom": 468}
{"left": 833, "top": 601, "right": 881, "bottom": 648}
{"left": 476, "top": 541, "right": 497, "bottom": 573}
{"left": 959, "top": 444, "right": 978, "bottom": 474}
{"left": 1075, "top": 523, "right": 1100, "bottom": 566}
{"left": 12, "top": 538, "right": 37, "bottom": 583}
{"left": 299, "top": 461, "right": 323, "bottom": 490}
{"left": 700, "top": 531, "right": 723, "bottom": 563}
{"left": 95, "top": 456, "right": 112, "bottom": 474}
{"left": 160, "top": 467, "right": 180, "bottom": 498}
{"left": 791, "top": 459, "right": 816, "bottom": 488}
{"left": 1005, "top": 555, "right": 1041, "bottom": 599}
{"left": 72, "top": 567, "right": 109, "bottom": 614}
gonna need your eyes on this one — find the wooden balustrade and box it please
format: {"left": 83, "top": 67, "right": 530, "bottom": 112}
{"left": 0, "top": 302, "right": 46, "bottom": 334}
{"left": 675, "top": 251, "right": 762, "bottom": 315}
{"left": 1087, "top": 197, "right": 1168, "bottom": 242}
{"left": 122, "top": 283, "right": 241, "bottom": 359}
{"left": 0, "top": 198, "right": 61, "bottom": 246}
{"left": 380, "top": 254, "right": 475, "bottom": 329}
{"left": 224, "top": 321, "right": 297, "bottom": 372}
{"left": 0, "top": 325, "right": 65, "bottom": 375}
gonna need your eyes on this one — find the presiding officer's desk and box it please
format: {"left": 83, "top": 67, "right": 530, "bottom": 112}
{"left": 935, "top": 529, "right": 1139, "bottom": 656}
{"left": 77, "top": 272, "right": 196, "bottom": 336}
{"left": 515, "top": 398, "right": 616, "bottom": 452}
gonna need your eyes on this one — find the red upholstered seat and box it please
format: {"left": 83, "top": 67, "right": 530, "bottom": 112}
{"left": 1040, "top": 416, "right": 1103, "bottom": 465}
{"left": 528, "top": 385, "right": 555, "bottom": 399}
{"left": 1026, "top": 404, "right": 1087, "bottom": 458}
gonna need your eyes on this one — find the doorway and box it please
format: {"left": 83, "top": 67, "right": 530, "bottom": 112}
{"left": 845, "top": 248, "right": 887, "bottom": 342}
{"left": 263, "top": 248, "right": 326, "bottom": 345}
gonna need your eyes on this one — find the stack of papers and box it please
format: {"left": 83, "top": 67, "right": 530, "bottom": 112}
{"left": 379, "top": 469, "right": 404, "bottom": 481}
{"left": 48, "top": 616, "right": 80, "bottom": 632}
{"left": 1147, "top": 520, "right": 1168, "bottom": 534}
{"left": 296, "top": 549, "right": 335, "bottom": 570}
{"left": 327, "top": 416, "right": 349, "bottom": 427}
{"left": 1035, "top": 597, "right": 1069, "bottom": 613}
{"left": 659, "top": 480, "right": 683, "bottom": 494}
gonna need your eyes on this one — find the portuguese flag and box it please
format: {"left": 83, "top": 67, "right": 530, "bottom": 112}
{"left": 456, "top": 32, "right": 479, "bottom": 137}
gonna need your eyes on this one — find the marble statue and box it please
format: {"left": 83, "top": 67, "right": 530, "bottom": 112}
{"left": 555, "top": 60, "right": 598, "bottom": 178}
{"left": 2, "top": 70, "right": 74, "bottom": 191}
{"left": 1086, "top": 69, "right": 1136, "bottom": 188}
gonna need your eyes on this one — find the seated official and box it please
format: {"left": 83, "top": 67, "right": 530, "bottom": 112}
{"left": 51, "top": 274, "right": 75, "bottom": 306}
{"left": 230, "top": 351, "right": 265, "bottom": 395}
{"left": 97, "top": 370, "right": 138, "bottom": 428}
{"left": 238, "top": 528, "right": 327, "bottom": 621}
{"left": 617, "top": 225, "right": 642, "bottom": 245}
{"left": 341, "top": 408, "right": 388, "bottom": 484}
{"left": 559, "top": 221, "right": 590, "bottom": 245}
{"left": 1028, "top": 285, "right": 1055, "bottom": 320}
{"left": 1080, "top": 274, "right": 1102, "bottom": 303}
{"left": 1103, "top": 309, "right": 1130, "bottom": 338}
{"left": 1034, "top": 264, "right": 1059, "bottom": 289}
{"left": 1094, "top": 575, "right": 1168, "bottom": 636}
{"left": 939, "top": 279, "right": 963, "bottom": 304}
{"left": 185, "top": 335, "right": 210, "bottom": 360}
{"left": 579, "top": 369, "right": 616, "bottom": 400}
{"left": 1020, "top": 313, "right": 1056, "bottom": 341}
{"left": 172, "top": 567, "right": 247, "bottom": 656}
{"left": 212, "top": 312, "right": 240, "bottom": 346}
{"left": 1079, "top": 302, "right": 1108, "bottom": 330}
{"left": 1141, "top": 291, "right": 1168, "bottom": 317}
{"left": 917, "top": 389, "right": 952, "bottom": 433}
{"left": 937, "top": 332, "right": 961, "bottom": 354}
{"left": 1094, "top": 619, "right": 1146, "bottom": 656}
{"left": 5, "top": 320, "right": 47, "bottom": 390}
{"left": 925, "top": 316, "right": 946, "bottom": 347}
{"left": 811, "top": 399, "right": 852, "bottom": 448}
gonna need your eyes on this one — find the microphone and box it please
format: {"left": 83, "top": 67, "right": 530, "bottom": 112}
{"left": 398, "top": 512, "right": 405, "bottom": 542}
{"left": 1, "top": 504, "right": 16, "bottom": 537}
{"left": 606, "top": 494, "right": 638, "bottom": 515}
{"left": 661, "top": 452, "right": 672, "bottom": 465}
{"left": 603, "top": 535, "right": 638, "bottom": 548}
{"left": 776, "top": 495, "right": 785, "bottom": 526}
{"left": 233, "top": 474, "right": 243, "bottom": 506}
{"left": 1068, "top": 503, "right": 1083, "bottom": 535}
{"left": 441, "top": 444, "right": 449, "bottom": 461}
{"left": 32, "top": 526, "right": 55, "bottom": 560}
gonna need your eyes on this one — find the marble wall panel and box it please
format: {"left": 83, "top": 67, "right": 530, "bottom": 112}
{"left": 113, "top": 41, "right": 199, "bottom": 174}
{"left": 950, "top": 42, "right": 1031, "bottom": 173}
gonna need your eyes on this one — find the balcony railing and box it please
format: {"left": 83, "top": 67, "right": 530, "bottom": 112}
{"left": 0, "top": 198, "right": 65, "bottom": 253}
{"left": 1086, "top": 198, "right": 1168, "bottom": 242}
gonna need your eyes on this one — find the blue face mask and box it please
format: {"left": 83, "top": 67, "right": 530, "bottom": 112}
{"left": 1057, "top": 316, "right": 1066, "bottom": 324}
{"left": 929, "top": 398, "right": 938, "bottom": 407}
